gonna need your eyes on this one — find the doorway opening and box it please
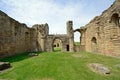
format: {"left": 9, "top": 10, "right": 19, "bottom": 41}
{"left": 66, "top": 45, "right": 69, "bottom": 51}
{"left": 53, "top": 38, "right": 62, "bottom": 52}
{"left": 74, "top": 31, "right": 81, "bottom": 46}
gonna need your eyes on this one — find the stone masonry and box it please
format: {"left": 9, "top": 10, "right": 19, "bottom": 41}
{"left": 79, "top": 0, "right": 120, "bottom": 56}
{"left": 0, "top": 11, "right": 37, "bottom": 58}
{"left": 0, "top": 11, "right": 72, "bottom": 58}
{"left": 0, "top": 0, "right": 120, "bottom": 58}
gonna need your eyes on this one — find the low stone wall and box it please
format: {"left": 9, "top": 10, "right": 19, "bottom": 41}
{"left": 74, "top": 45, "right": 85, "bottom": 52}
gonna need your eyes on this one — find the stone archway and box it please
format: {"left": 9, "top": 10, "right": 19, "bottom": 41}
{"left": 74, "top": 30, "right": 81, "bottom": 46}
{"left": 91, "top": 37, "right": 98, "bottom": 53}
{"left": 52, "top": 38, "right": 62, "bottom": 52}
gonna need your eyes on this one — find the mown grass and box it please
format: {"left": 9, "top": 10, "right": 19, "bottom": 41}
{"left": 74, "top": 42, "right": 80, "bottom": 46}
{"left": 0, "top": 51, "right": 120, "bottom": 80}
{"left": 53, "top": 47, "right": 61, "bottom": 52}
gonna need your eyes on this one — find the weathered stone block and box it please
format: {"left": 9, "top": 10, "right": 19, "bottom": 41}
{"left": 88, "top": 63, "right": 110, "bottom": 75}
{"left": 0, "top": 62, "right": 11, "bottom": 71}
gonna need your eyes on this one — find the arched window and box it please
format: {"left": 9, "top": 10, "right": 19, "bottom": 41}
{"left": 111, "top": 13, "right": 120, "bottom": 27}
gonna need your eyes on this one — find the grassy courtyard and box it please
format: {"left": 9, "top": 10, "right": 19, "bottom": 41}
{"left": 0, "top": 51, "right": 120, "bottom": 80}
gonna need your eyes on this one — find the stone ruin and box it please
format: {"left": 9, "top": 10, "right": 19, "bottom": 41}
{"left": 0, "top": 0, "right": 120, "bottom": 58}
{"left": 0, "top": 11, "right": 79, "bottom": 58}
{"left": 88, "top": 63, "right": 110, "bottom": 75}
{"left": 79, "top": 0, "right": 120, "bottom": 56}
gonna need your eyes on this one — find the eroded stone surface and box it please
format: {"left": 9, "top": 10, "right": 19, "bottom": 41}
{"left": 79, "top": 0, "right": 120, "bottom": 56}
{"left": 88, "top": 63, "right": 110, "bottom": 75}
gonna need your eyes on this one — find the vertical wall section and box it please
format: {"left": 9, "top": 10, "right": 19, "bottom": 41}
{"left": 0, "top": 11, "right": 37, "bottom": 58}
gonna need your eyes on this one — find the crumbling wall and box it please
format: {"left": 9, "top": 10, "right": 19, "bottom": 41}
{"left": 32, "top": 24, "right": 49, "bottom": 52}
{"left": 81, "top": 0, "right": 120, "bottom": 56}
{"left": 67, "top": 21, "right": 74, "bottom": 52}
{"left": 0, "top": 10, "right": 37, "bottom": 58}
{"left": 46, "top": 34, "right": 69, "bottom": 52}
{"left": 0, "top": 10, "right": 72, "bottom": 58}
{"left": 74, "top": 45, "right": 85, "bottom": 52}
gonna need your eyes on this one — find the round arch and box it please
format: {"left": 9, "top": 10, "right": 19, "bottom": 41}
{"left": 52, "top": 37, "right": 63, "bottom": 52}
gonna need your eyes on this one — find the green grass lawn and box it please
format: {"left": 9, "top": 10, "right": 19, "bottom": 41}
{"left": 54, "top": 47, "right": 61, "bottom": 52}
{"left": 74, "top": 42, "right": 80, "bottom": 46}
{"left": 0, "top": 52, "right": 120, "bottom": 80}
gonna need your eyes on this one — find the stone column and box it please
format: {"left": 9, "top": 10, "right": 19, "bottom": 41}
{"left": 80, "top": 28, "right": 86, "bottom": 46}
{"left": 67, "top": 21, "right": 74, "bottom": 52}
{"left": 69, "top": 37, "right": 74, "bottom": 52}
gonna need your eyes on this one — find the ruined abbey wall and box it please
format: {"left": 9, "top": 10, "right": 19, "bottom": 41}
{"left": 0, "top": 10, "right": 71, "bottom": 58}
{"left": 80, "top": 0, "right": 120, "bottom": 56}
{"left": 46, "top": 34, "right": 69, "bottom": 52}
{"left": 1, "top": 0, "right": 120, "bottom": 58}
{"left": 0, "top": 11, "right": 38, "bottom": 58}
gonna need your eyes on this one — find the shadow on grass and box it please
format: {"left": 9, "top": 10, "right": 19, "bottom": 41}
{"left": 0, "top": 52, "right": 41, "bottom": 63}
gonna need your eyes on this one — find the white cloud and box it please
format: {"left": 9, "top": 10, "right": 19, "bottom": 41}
{"left": 0, "top": 0, "right": 115, "bottom": 41}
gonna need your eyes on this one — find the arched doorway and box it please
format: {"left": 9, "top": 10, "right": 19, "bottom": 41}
{"left": 53, "top": 38, "right": 62, "bottom": 52}
{"left": 74, "top": 29, "right": 81, "bottom": 46}
{"left": 74, "top": 32, "right": 81, "bottom": 46}
{"left": 91, "top": 37, "right": 98, "bottom": 53}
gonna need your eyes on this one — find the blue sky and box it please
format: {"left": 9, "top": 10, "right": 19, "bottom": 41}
{"left": 0, "top": 0, "right": 115, "bottom": 41}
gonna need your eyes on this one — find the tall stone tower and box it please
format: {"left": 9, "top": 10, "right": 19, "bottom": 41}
{"left": 67, "top": 21, "right": 74, "bottom": 52}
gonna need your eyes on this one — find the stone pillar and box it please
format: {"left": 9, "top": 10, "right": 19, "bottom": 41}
{"left": 67, "top": 21, "right": 74, "bottom": 52}
{"left": 80, "top": 28, "right": 86, "bottom": 46}
{"left": 69, "top": 38, "right": 74, "bottom": 52}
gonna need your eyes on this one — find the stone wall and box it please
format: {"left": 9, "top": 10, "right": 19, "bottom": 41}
{"left": 53, "top": 39, "right": 61, "bottom": 47}
{"left": 0, "top": 10, "right": 71, "bottom": 58}
{"left": 80, "top": 0, "right": 120, "bottom": 56}
{"left": 32, "top": 24, "right": 49, "bottom": 52}
{"left": 0, "top": 10, "right": 37, "bottom": 58}
{"left": 1, "top": 0, "right": 119, "bottom": 58}
{"left": 46, "top": 34, "right": 69, "bottom": 52}
{"left": 67, "top": 21, "right": 75, "bottom": 52}
{"left": 74, "top": 45, "right": 85, "bottom": 52}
